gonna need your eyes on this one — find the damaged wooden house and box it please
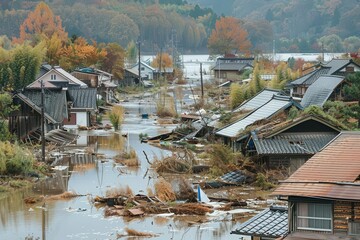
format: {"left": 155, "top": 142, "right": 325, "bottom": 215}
{"left": 232, "top": 131, "right": 360, "bottom": 240}
{"left": 9, "top": 65, "right": 97, "bottom": 143}
{"left": 272, "top": 131, "right": 360, "bottom": 240}
{"left": 240, "top": 114, "right": 342, "bottom": 172}
{"left": 215, "top": 93, "right": 302, "bottom": 150}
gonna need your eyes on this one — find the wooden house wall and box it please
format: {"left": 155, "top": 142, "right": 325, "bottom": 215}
{"left": 334, "top": 201, "right": 360, "bottom": 233}
{"left": 72, "top": 72, "right": 98, "bottom": 87}
{"left": 262, "top": 155, "right": 309, "bottom": 172}
{"left": 9, "top": 115, "right": 40, "bottom": 140}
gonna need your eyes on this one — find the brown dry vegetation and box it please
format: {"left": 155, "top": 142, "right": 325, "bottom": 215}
{"left": 117, "top": 228, "right": 159, "bottom": 238}
{"left": 114, "top": 149, "right": 140, "bottom": 167}
{"left": 46, "top": 191, "right": 84, "bottom": 200}
{"left": 154, "top": 178, "right": 176, "bottom": 202}
{"left": 106, "top": 186, "right": 133, "bottom": 198}
{"left": 152, "top": 150, "right": 195, "bottom": 174}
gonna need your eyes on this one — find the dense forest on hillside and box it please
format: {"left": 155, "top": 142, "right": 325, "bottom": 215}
{"left": 0, "top": 0, "right": 359, "bottom": 54}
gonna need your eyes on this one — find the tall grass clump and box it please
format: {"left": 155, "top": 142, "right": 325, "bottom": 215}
{"left": 0, "top": 141, "right": 35, "bottom": 175}
{"left": 207, "top": 144, "right": 239, "bottom": 177}
{"left": 108, "top": 105, "right": 124, "bottom": 131}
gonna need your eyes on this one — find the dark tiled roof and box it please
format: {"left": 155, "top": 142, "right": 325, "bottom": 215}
{"left": 300, "top": 75, "right": 344, "bottom": 108}
{"left": 213, "top": 62, "right": 252, "bottom": 71}
{"left": 220, "top": 170, "right": 247, "bottom": 184}
{"left": 323, "top": 59, "right": 353, "bottom": 75}
{"left": 253, "top": 132, "right": 338, "bottom": 155}
{"left": 290, "top": 67, "right": 330, "bottom": 86}
{"left": 68, "top": 88, "right": 97, "bottom": 109}
{"left": 231, "top": 206, "right": 288, "bottom": 238}
{"left": 290, "top": 59, "right": 355, "bottom": 88}
{"left": 22, "top": 90, "right": 68, "bottom": 123}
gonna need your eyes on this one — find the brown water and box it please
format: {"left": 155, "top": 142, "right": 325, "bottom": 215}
{"left": 0, "top": 100, "right": 257, "bottom": 240}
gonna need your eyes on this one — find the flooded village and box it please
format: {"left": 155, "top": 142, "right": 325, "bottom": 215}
{"left": 1, "top": 1, "right": 360, "bottom": 240}
{"left": 1, "top": 53, "right": 360, "bottom": 240}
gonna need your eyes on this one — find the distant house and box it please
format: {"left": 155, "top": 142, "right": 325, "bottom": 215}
{"left": 213, "top": 57, "right": 254, "bottom": 80}
{"left": 216, "top": 95, "right": 302, "bottom": 150}
{"left": 153, "top": 67, "right": 175, "bottom": 81}
{"left": 72, "top": 67, "right": 113, "bottom": 88}
{"left": 129, "top": 61, "right": 155, "bottom": 80}
{"left": 119, "top": 68, "right": 140, "bottom": 87}
{"left": 273, "top": 131, "right": 360, "bottom": 239}
{"left": 27, "top": 66, "right": 88, "bottom": 89}
{"left": 288, "top": 59, "right": 360, "bottom": 99}
{"left": 241, "top": 114, "right": 341, "bottom": 172}
{"left": 72, "top": 67, "right": 118, "bottom": 104}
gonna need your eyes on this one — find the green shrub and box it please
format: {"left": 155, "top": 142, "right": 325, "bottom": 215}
{"left": 255, "top": 173, "right": 275, "bottom": 190}
{"left": 0, "top": 141, "right": 35, "bottom": 175}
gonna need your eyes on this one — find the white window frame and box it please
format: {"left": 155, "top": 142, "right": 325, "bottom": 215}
{"left": 297, "top": 202, "right": 332, "bottom": 232}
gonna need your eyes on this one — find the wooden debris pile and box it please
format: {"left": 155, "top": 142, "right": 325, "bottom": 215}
{"left": 152, "top": 149, "right": 195, "bottom": 173}
{"left": 97, "top": 194, "right": 214, "bottom": 217}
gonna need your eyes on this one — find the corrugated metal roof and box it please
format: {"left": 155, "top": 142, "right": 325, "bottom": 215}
{"left": 216, "top": 95, "right": 300, "bottom": 138}
{"left": 254, "top": 132, "right": 338, "bottom": 155}
{"left": 273, "top": 131, "right": 360, "bottom": 201}
{"left": 231, "top": 206, "right": 288, "bottom": 238}
{"left": 300, "top": 75, "right": 344, "bottom": 108}
{"left": 68, "top": 88, "right": 97, "bottom": 109}
{"left": 234, "top": 88, "right": 281, "bottom": 112}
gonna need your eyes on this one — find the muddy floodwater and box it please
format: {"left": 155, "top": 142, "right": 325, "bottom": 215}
{"left": 0, "top": 99, "right": 268, "bottom": 240}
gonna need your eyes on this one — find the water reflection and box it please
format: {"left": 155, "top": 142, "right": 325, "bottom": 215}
{"left": 0, "top": 100, "right": 247, "bottom": 239}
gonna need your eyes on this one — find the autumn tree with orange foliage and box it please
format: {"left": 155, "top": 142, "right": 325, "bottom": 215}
{"left": 13, "top": 2, "right": 68, "bottom": 45}
{"left": 208, "top": 17, "right": 251, "bottom": 56}
{"left": 59, "top": 37, "right": 107, "bottom": 71}
{"left": 151, "top": 53, "right": 173, "bottom": 71}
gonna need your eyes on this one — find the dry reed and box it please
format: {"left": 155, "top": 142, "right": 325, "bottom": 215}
{"left": 154, "top": 178, "right": 176, "bottom": 202}
{"left": 106, "top": 185, "right": 133, "bottom": 198}
{"left": 46, "top": 191, "right": 83, "bottom": 200}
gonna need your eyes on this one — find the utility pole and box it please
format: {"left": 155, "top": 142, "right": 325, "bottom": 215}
{"left": 138, "top": 40, "right": 141, "bottom": 85}
{"left": 40, "top": 80, "right": 45, "bottom": 162}
{"left": 200, "top": 63, "right": 204, "bottom": 99}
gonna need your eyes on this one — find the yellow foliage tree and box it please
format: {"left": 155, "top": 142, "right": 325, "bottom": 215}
{"left": 151, "top": 52, "right": 173, "bottom": 71}
{"left": 59, "top": 37, "right": 107, "bottom": 71}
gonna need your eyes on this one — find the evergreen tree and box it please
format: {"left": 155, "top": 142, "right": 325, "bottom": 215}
{"left": 344, "top": 72, "right": 360, "bottom": 128}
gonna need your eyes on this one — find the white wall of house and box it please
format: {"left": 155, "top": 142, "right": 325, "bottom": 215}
{"left": 63, "top": 111, "right": 89, "bottom": 129}
{"left": 129, "top": 63, "right": 154, "bottom": 80}
{"left": 76, "top": 112, "right": 88, "bottom": 126}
